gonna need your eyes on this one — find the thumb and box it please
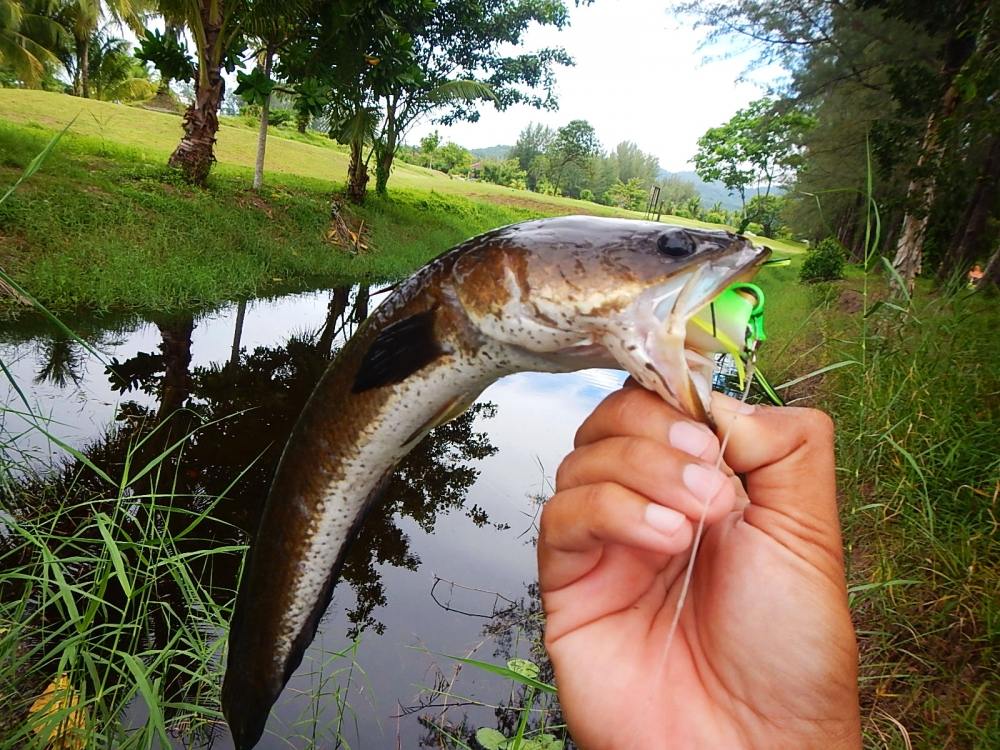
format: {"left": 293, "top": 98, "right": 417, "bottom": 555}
{"left": 710, "top": 392, "right": 843, "bottom": 557}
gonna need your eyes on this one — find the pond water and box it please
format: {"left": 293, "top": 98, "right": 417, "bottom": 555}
{"left": 0, "top": 287, "right": 633, "bottom": 748}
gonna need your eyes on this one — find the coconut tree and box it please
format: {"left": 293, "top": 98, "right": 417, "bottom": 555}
{"left": 160, "top": 0, "right": 316, "bottom": 185}
{"left": 0, "top": 0, "right": 65, "bottom": 85}
{"left": 156, "top": 0, "right": 242, "bottom": 183}
{"left": 56, "top": 0, "right": 147, "bottom": 97}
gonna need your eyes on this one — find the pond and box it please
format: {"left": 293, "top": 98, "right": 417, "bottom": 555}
{"left": 0, "top": 286, "right": 632, "bottom": 748}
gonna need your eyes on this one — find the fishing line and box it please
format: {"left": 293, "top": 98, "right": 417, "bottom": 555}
{"left": 662, "top": 354, "right": 756, "bottom": 655}
{"left": 630, "top": 353, "right": 758, "bottom": 749}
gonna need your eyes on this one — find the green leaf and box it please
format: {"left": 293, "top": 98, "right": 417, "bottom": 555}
{"left": 94, "top": 513, "right": 133, "bottom": 599}
{"left": 506, "top": 658, "right": 540, "bottom": 680}
{"left": 235, "top": 67, "right": 276, "bottom": 106}
{"left": 442, "top": 654, "right": 556, "bottom": 694}
{"left": 1, "top": 119, "right": 73, "bottom": 205}
{"left": 121, "top": 653, "right": 172, "bottom": 746}
{"left": 475, "top": 727, "right": 508, "bottom": 750}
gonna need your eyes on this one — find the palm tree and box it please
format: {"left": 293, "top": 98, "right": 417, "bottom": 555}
{"left": 0, "top": 0, "right": 65, "bottom": 85}
{"left": 57, "top": 0, "right": 147, "bottom": 97}
{"left": 159, "top": 0, "right": 305, "bottom": 185}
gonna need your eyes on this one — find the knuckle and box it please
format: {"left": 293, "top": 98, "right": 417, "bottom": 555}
{"left": 554, "top": 455, "right": 576, "bottom": 492}
{"left": 615, "top": 436, "right": 663, "bottom": 474}
{"left": 803, "top": 408, "right": 835, "bottom": 441}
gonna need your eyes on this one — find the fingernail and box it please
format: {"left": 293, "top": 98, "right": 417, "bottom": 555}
{"left": 669, "top": 421, "right": 713, "bottom": 457}
{"left": 683, "top": 464, "right": 725, "bottom": 500}
{"left": 644, "top": 503, "right": 686, "bottom": 535}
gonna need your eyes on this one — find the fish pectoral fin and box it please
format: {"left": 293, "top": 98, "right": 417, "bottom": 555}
{"left": 400, "top": 393, "right": 476, "bottom": 449}
{"left": 352, "top": 307, "right": 447, "bottom": 393}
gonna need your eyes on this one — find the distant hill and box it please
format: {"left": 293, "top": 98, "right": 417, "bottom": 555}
{"left": 658, "top": 170, "right": 785, "bottom": 212}
{"left": 658, "top": 170, "right": 741, "bottom": 211}
{"left": 469, "top": 145, "right": 512, "bottom": 160}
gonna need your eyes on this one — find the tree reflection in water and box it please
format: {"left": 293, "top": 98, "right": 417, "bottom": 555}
{"left": 411, "top": 579, "right": 573, "bottom": 750}
{"left": 0, "top": 285, "right": 502, "bottom": 743}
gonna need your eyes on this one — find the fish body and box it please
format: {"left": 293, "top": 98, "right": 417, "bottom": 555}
{"left": 222, "top": 216, "right": 769, "bottom": 748}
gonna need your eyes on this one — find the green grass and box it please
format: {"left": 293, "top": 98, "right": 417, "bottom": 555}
{"left": 0, "top": 410, "right": 364, "bottom": 748}
{"left": 766, "top": 270, "right": 998, "bottom": 748}
{"left": 0, "top": 121, "right": 540, "bottom": 315}
{"left": 0, "top": 89, "right": 804, "bottom": 317}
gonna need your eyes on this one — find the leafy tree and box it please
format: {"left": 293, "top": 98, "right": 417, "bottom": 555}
{"left": 237, "top": 2, "right": 316, "bottom": 190}
{"left": 56, "top": 0, "right": 146, "bottom": 98}
{"left": 435, "top": 141, "right": 472, "bottom": 174}
{"left": 548, "top": 118, "right": 599, "bottom": 194}
{"left": 480, "top": 157, "right": 526, "bottom": 189}
{"left": 609, "top": 140, "right": 659, "bottom": 189}
{"left": 694, "top": 97, "right": 812, "bottom": 232}
{"left": 85, "top": 25, "right": 155, "bottom": 101}
{"left": 745, "top": 194, "right": 786, "bottom": 238}
{"left": 604, "top": 177, "right": 647, "bottom": 211}
{"left": 677, "top": 0, "right": 999, "bottom": 290}
{"left": 367, "top": 0, "right": 580, "bottom": 196}
{"left": 659, "top": 175, "right": 699, "bottom": 207}
{"left": 511, "top": 122, "right": 554, "bottom": 190}
{"left": 156, "top": 0, "right": 303, "bottom": 184}
{"left": 419, "top": 129, "right": 440, "bottom": 166}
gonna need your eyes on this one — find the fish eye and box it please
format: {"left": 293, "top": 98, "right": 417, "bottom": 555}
{"left": 657, "top": 230, "right": 696, "bottom": 257}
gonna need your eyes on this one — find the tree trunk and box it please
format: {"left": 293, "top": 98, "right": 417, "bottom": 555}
{"left": 937, "top": 133, "right": 1000, "bottom": 281}
{"left": 73, "top": 34, "right": 88, "bottom": 97}
{"left": 346, "top": 138, "right": 369, "bottom": 204}
{"left": 155, "top": 316, "right": 195, "bottom": 420}
{"left": 295, "top": 109, "right": 309, "bottom": 133}
{"left": 978, "top": 244, "right": 1000, "bottom": 289}
{"left": 352, "top": 285, "right": 370, "bottom": 324}
{"left": 374, "top": 105, "right": 397, "bottom": 195}
{"left": 252, "top": 48, "right": 274, "bottom": 191}
{"left": 317, "top": 286, "right": 350, "bottom": 356}
{"left": 230, "top": 299, "right": 247, "bottom": 367}
{"left": 168, "top": 11, "right": 224, "bottom": 186}
{"left": 891, "top": 33, "right": 974, "bottom": 292}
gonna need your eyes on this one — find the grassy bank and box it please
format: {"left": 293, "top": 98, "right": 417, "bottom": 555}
{"left": 808, "top": 281, "right": 999, "bottom": 748}
{"left": 0, "top": 121, "right": 540, "bottom": 315}
{"left": 0, "top": 89, "right": 804, "bottom": 317}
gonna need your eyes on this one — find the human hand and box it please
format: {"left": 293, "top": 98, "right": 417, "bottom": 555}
{"left": 539, "top": 386, "right": 861, "bottom": 749}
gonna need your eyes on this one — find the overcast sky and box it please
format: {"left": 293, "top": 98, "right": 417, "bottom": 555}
{"left": 404, "top": 0, "right": 780, "bottom": 172}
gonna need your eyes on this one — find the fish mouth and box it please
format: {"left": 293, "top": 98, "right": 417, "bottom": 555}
{"left": 613, "top": 241, "right": 771, "bottom": 423}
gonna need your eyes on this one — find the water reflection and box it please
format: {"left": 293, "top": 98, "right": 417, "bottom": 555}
{"left": 5, "top": 285, "right": 581, "bottom": 746}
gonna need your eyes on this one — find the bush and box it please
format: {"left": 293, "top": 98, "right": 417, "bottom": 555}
{"left": 800, "top": 237, "right": 847, "bottom": 282}
{"left": 268, "top": 109, "right": 294, "bottom": 127}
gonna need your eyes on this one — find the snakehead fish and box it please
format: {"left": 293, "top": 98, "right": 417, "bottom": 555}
{"left": 222, "top": 216, "right": 770, "bottom": 748}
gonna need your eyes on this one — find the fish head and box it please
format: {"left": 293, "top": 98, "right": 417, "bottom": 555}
{"left": 453, "top": 216, "right": 770, "bottom": 423}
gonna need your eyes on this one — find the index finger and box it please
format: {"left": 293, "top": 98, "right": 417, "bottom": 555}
{"left": 574, "top": 386, "right": 721, "bottom": 464}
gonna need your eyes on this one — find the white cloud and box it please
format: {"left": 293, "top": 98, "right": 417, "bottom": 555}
{"left": 405, "top": 0, "right": 782, "bottom": 172}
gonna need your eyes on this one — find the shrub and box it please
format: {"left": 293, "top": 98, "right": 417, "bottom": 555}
{"left": 268, "top": 109, "right": 294, "bottom": 127}
{"left": 800, "top": 237, "right": 847, "bottom": 282}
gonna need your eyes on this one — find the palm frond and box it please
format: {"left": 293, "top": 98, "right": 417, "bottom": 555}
{"left": 427, "top": 79, "right": 496, "bottom": 104}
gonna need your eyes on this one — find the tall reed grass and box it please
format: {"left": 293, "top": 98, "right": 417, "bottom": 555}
{"left": 826, "top": 287, "right": 999, "bottom": 749}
